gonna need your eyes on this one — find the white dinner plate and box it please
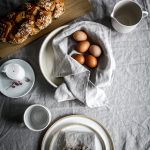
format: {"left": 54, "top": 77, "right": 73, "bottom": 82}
{"left": 0, "top": 59, "right": 35, "bottom": 98}
{"left": 49, "top": 124, "right": 103, "bottom": 150}
{"left": 41, "top": 115, "right": 114, "bottom": 150}
{"left": 39, "top": 25, "right": 68, "bottom": 88}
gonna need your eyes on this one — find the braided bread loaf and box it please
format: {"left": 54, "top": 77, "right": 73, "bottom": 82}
{"left": 0, "top": 0, "right": 64, "bottom": 44}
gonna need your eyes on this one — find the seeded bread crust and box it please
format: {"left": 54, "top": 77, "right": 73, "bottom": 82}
{"left": 0, "top": 0, "right": 64, "bottom": 44}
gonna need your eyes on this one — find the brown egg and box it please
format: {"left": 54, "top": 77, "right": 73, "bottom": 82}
{"left": 76, "top": 41, "right": 90, "bottom": 53}
{"left": 85, "top": 55, "right": 97, "bottom": 68}
{"left": 72, "top": 31, "right": 87, "bottom": 42}
{"left": 89, "top": 45, "right": 102, "bottom": 57}
{"left": 72, "top": 54, "right": 85, "bottom": 65}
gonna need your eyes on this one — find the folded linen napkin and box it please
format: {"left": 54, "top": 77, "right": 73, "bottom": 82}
{"left": 52, "top": 21, "right": 115, "bottom": 108}
{"left": 56, "top": 131, "right": 95, "bottom": 150}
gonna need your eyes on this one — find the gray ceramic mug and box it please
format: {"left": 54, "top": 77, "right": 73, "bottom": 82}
{"left": 111, "top": 0, "right": 148, "bottom": 33}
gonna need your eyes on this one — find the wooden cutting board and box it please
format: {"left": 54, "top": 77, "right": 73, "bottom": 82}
{"left": 0, "top": 0, "right": 91, "bottom": 59}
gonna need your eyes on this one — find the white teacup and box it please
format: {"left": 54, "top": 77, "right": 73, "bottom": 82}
{"left": 111, "top": 0, "right": 148, "bottom": 33}
{"left": 2, "top": 63, "right": 25, "bottom": 81}
{"left": 24, "top": 104, "right": 51, "bottom": 132}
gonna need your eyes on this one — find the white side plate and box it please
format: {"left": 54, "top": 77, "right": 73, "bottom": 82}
{"left": 0, "top": 59, "right": 35, "bottom": 98}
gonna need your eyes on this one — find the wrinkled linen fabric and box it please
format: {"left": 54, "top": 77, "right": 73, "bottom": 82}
{"left": 0, "top": 0, "right": 150, "bottom": 150}
{"left": 52, "top": 21, "right": 115, "bottom": 108}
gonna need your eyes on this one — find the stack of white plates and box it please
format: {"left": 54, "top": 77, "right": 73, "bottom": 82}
{"left": 41, "top": 115, "right": 114, "bottom": 150}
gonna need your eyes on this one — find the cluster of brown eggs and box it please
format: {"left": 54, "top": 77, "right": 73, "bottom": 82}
{"left": 71, "top": 31, "right": 103, "bottom": 68}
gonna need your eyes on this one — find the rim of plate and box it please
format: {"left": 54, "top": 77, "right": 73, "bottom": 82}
{"left": 0, "top": 59, "right": 35, "bottom": 98}
{"left": 41, "top": 115, "right": 114, "bottom": 150}
{"left": 39, "top": 25, "right": 68, "bottom": 88}
{"left": 49, "top": 123, "right": 104, "bottom": 150}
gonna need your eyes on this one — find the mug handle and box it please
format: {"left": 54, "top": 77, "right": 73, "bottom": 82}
{"left": 142, "top": 11, "right": 148, "bottom": 18}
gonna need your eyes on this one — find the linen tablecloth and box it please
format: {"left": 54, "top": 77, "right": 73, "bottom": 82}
{"left": 0, "top": 0, "right": 150, "bottom": 150}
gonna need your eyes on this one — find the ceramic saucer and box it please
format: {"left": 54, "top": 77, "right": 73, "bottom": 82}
{"left": 0, "top": 59, "right": 35, "bottom": 98}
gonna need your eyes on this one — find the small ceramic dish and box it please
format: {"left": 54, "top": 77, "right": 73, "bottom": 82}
{"left": 0, "top": 59, "right": 35, "bottom": 98}
{"left": 41, "top": 115, "right": 114, "bottom": 150}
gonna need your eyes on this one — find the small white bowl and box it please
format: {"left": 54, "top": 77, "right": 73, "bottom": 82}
{"left": 24, "top": 104, "right": 51, "bottom": 132}
{"left": 39, "top": 25, "right": 68, "bottom": 88}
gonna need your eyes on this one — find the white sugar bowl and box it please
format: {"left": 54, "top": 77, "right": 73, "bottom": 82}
{"left": 2, "top": 63, "right": 25, "bottom": 81}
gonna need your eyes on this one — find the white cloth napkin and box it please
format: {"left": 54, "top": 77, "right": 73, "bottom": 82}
{"left": 52, "top": 21, "right": 115, "bottom": 108}
{"left": 56, "top": 131, "right": 95, "bottom": 150}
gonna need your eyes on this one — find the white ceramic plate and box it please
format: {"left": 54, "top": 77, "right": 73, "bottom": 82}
{"left": 39, "top": 25, "right": 68, "bottom": 88}
{"left": 0, "top": 59, "right": 35, "bottom": 98}
{"left": 49, "top": 124, "right": 103, "bottom": 150}
{"left": 41, "top": 115, "right": 114, "bottom": 150}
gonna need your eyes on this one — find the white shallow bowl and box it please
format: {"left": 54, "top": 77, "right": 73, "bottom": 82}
{"left": 39, "top": 25, "right": 68, "bottom": 88}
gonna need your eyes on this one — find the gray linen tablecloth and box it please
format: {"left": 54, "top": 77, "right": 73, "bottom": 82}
{"left": 0, "top": 0, "right": 150, "bottom": 150}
